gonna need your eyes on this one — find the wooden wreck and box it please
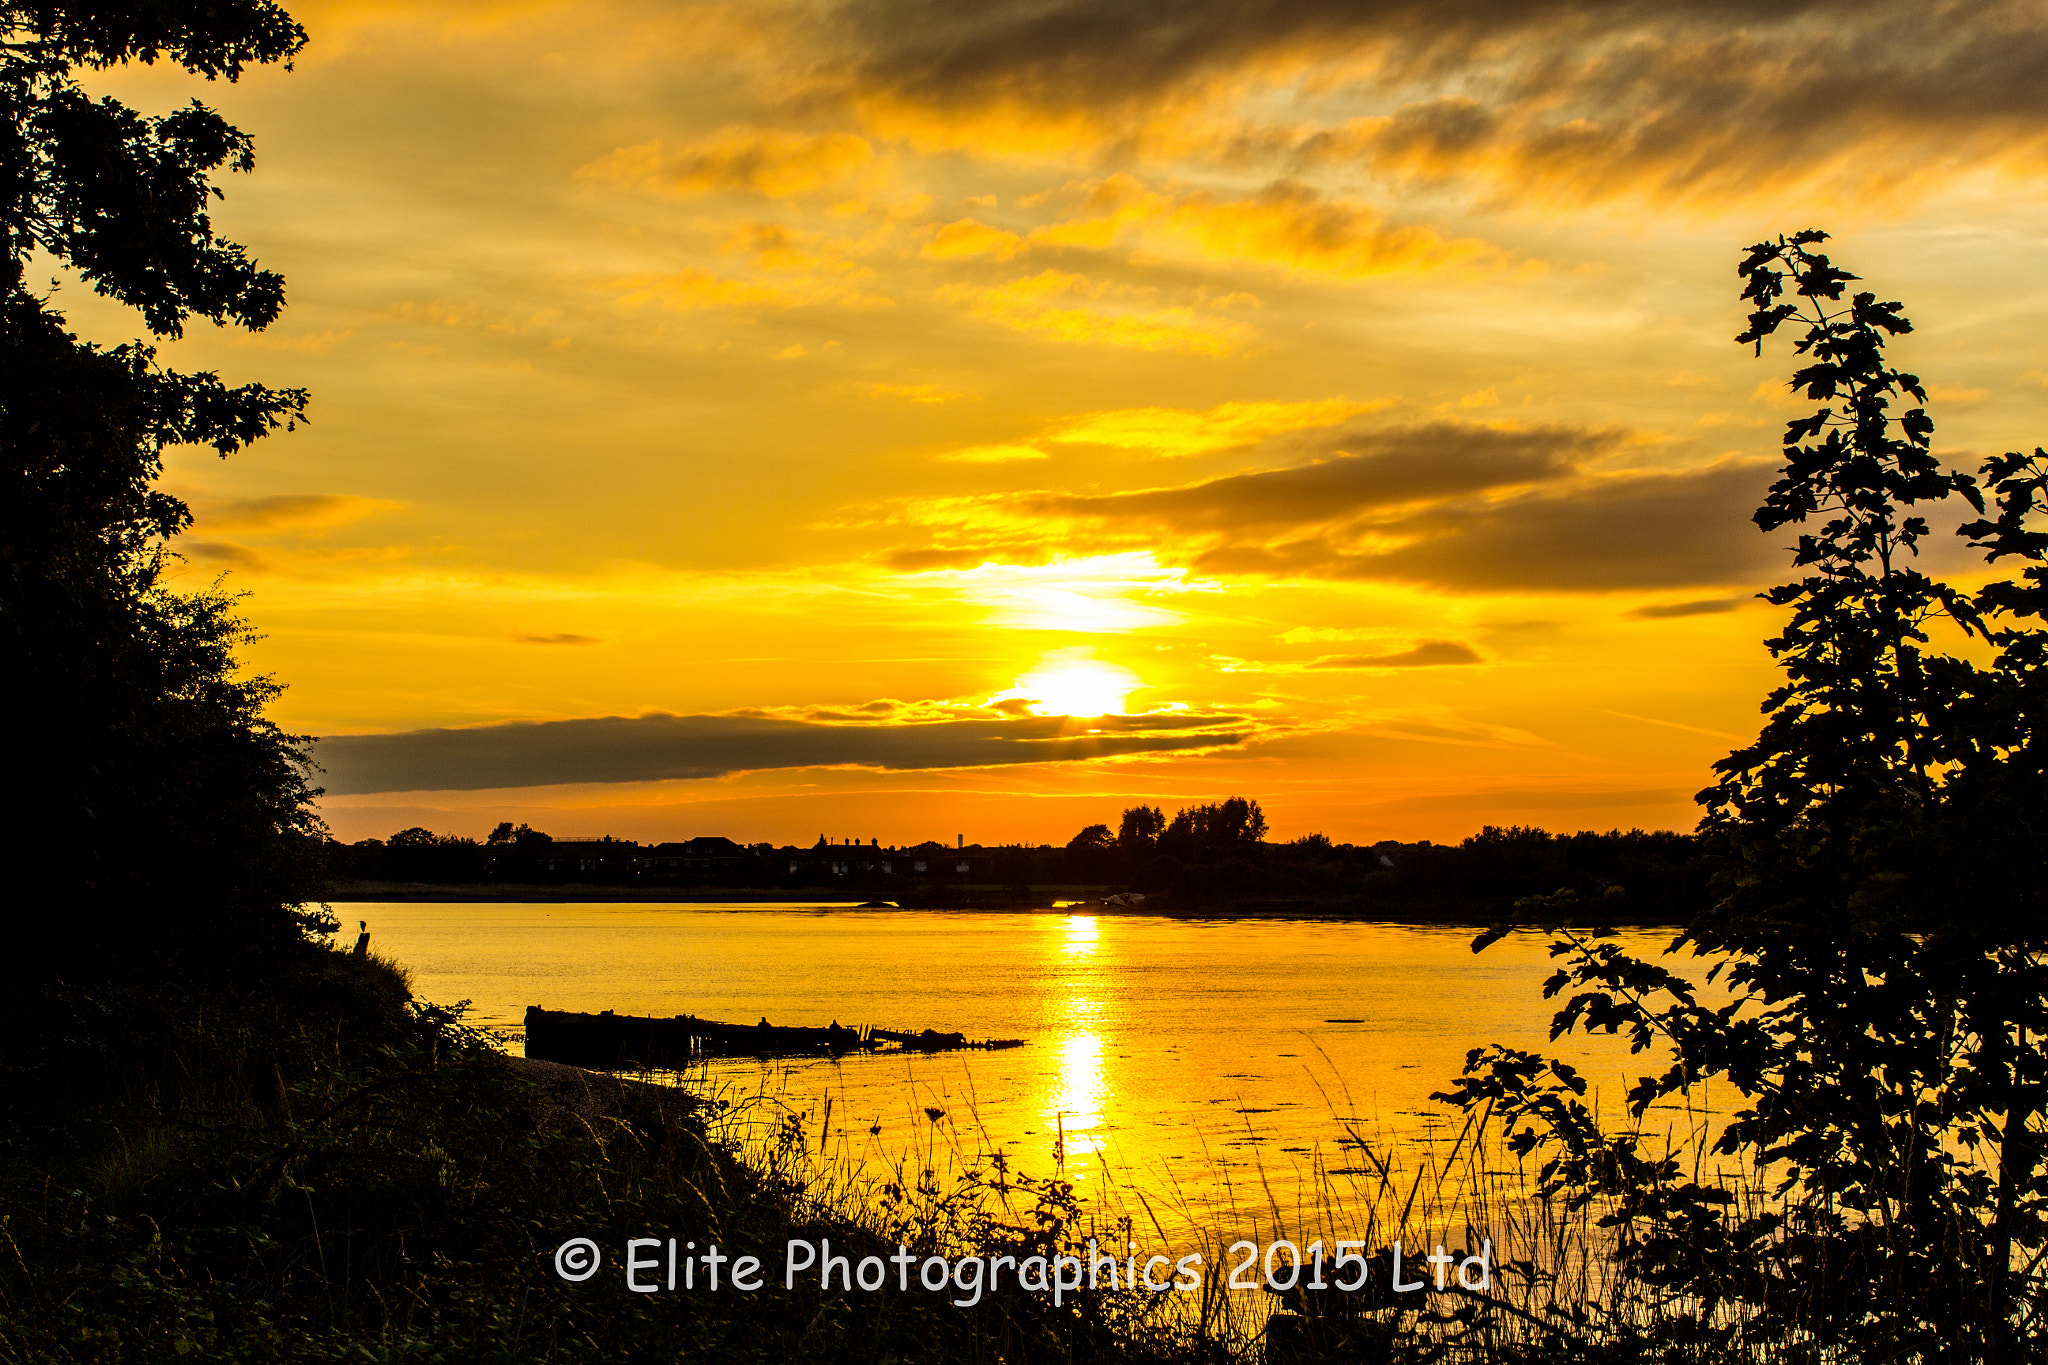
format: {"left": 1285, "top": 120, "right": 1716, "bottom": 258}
{"left": 523, "top": 1005, "right": 1026, "bottom": 1070}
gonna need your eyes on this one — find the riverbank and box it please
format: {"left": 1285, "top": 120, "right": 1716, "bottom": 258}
{"left": 0, "top": 943, "right": 1211, "bottom": 1365}
{"left": 319, "top": 879, "right": 1684, "bottom": 924}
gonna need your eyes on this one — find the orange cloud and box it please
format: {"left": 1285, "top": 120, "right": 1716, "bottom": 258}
{"left": 614, "top": 267, "right": 890, "bottom": 312}
{"left": 191, "top": 493, "right": 400, "bottom": 534}
{"left": 841, "top": 1, "right": 2048, "bottom": 214}
{"left": 935, "top": 444, "right": 1049, "bottom": 463}
{"left": 1046, "top": 398, "right": 1386, "bottom": 458}
{"left": 1016, "top": 173, "right": 1513, "bottom": 279}
{"left": 937, "top": 269, "right": 1253, "bottom": 354}
{"left": 1153, "top": 180, "right": 1510, "bottom": 278}
{"left": 580, "top": 129, "right": 874, "bottom": 198}
{"left": 922, "top": 217, "right": 1024, "bottom": 260}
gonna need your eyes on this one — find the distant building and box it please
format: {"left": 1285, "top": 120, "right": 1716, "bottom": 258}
{"left": 536, "top": 836, "right": 639, "bottom": 876}
{"left": 809, "top": 839, "right": 889, "bottom": 876}
{"left": 639, "top": 836, "right": 751, "bottom": 874}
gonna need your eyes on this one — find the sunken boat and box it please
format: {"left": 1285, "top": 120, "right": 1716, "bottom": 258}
{"left": 524, "top": 1006, "right": 1026, "bottom": 1070}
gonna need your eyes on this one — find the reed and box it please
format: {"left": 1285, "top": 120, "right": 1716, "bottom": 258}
{"left": 647, "top": 1042, "right": 1928, "bottom": 1362}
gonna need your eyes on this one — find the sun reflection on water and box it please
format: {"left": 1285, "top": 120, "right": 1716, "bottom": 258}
{"left": 1063, "top": 913, "right": 1099, "bottom": 956}
{"left": 1050, "top": 1031, "right": 1107, "bottom": 1163}
{"left": 1046, "top": 916, "right": 1110, "bottom": 1165}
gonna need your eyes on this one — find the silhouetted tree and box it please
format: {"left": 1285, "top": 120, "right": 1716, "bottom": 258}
{"left": 1115, "top": 804, "right": 1163, "bottom": 853}
{"left": 1440, "top": 232, "right": 2048, "bottom": 1357}
{"left": 1063, "top": 822, "right": 1115, "bottom": 878}
{"left": 1066, "top": 823, "right": 1113, "bottom": 853}
{"left": 2, "top": 0, "right": 316, "bottom": 969}
{"left": 1155, "top": 796, "right": 1267, "bottom": 859}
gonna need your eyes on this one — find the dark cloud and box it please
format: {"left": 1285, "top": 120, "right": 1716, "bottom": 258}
{"left": 836, "top": 0, "right": 2048, "bottom": 205}
{"left": 882, "top": 543, "right": 1054, "bottom": 571}
{"left": 1193, "top": 457, "right": 1778, "bottom": 590}
{"left": 1631, "top": 597, "right": 1745, "bottom": 618}
{"left": 191, "top": 493, "right": 396, "bottom": 534}
{"left": 835, "top": 0, "right": 1788, "bottom": 107}
{"left": 1032, "top": 421, "right": 1603, "bottom": 531}
{"left": 315, "top": 710, "right": 1253, "bottom": 795}
{"left": 199, "top": 494, "right": 357, "bottom": 530}
{"left": 183, "top": 541, "right": 267, "bottom": 569}
{"left": 1308, "top": 640, "right": 1483, "bottom": 668}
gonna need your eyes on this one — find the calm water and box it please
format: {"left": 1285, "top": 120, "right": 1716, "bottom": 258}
{"left": 357, "top": 903, "right": 1679, "bottom": 1237}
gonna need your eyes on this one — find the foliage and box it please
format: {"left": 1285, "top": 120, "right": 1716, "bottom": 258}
{"left": 1067, "top": 822, "right": 1115, "bottom": 853}
{"left": 0, "top": 948, "right": 1210, "bottom": 1365}
{"left": 1118, "top": 803, "right": 1166, "bottom": 852}
{"left": 1436, "top": 232, "right": 2048, "bottom": 1360}
{"left": 1, "top": 0, "right": 316, "bottom": 968}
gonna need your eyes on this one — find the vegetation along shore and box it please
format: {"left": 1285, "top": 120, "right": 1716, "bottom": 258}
{"left": 318, "top": 818, "right": 1710, "bottom": 923}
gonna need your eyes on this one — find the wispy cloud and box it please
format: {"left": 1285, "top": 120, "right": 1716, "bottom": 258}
{"left": 1307, "top": 640, "right": 1483, "bottom": 668}
{"left": 1630, "top": 597, "right": 1747, "bottom": 619}
{"left": 315, "top": 708, "right": 1258, "bottom": 794}
{"left": 190, "top": 493, "right": 400, "bottom": 534}
{"left": 938, "top": 269, "right": 1254, "bottom": 354}
{"left": 580, "top": 130, "right": 875, "bottom": 198}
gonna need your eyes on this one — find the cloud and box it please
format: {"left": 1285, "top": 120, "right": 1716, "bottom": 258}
{"left": 838, "top": 0, "right": 1454, "bottom": 108}
{"left": 512, "top": 633, "right": 602, "bottom": 645}
{"left": 182, "top": 541, "right": 268, "bottom": 570}
{"left": 580, "top": 130, "right": 874, "bottom": 198}
{"left": 923, "top": 217, "right": 1025, "bottom": 260}
{"left": 314, "top": 709, "right": 1255, "bottom": 794}
{"left": 1193, "top": 457, "right": 1779, "bottom": 590}
{"left": 881, "top": 543, "right": 1055, "bottom": 569}
{"left": 1044, "top": 397, "right": 1381, "bottom": 458}
{"left": 192, "top": 493, "right": 397, "bottom": 534}
{"left": 1148, "top": 179, "right": 1510, "bottom": 277}
{"left": 1030, "top": 421, "right": 1603, "bottom": 531}
{"left": 1307, "top": 639, "right": 1483, "bottom": 668}
{"left": 1350, "top": 704, "right": 1555, "bottom": 750}
{"left": 835, "top": 1, "right": 2048, "bottom": 210}
{"left": 1008, "top": 173, "right": 1512, "bottom": 279}
{"left": 938, "top": 269, "right": 1253, "bottom": 354}
{"left": 1630, "top": 597, "right": 1745, "bottom": 618}
{"left": 614, "top": 267, "right": 890, "bottom": 312}
{"left": 866, "top": 419, "right": 1704, "bottom": 585}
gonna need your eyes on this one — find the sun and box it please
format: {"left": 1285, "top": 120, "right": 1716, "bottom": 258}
{"left": 994, "top": 657, "right": 1142, "bottom": 718}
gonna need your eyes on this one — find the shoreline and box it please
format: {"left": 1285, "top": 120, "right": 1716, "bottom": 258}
{"left": 315, "top": 881, "right": 1686, "bottom": 926}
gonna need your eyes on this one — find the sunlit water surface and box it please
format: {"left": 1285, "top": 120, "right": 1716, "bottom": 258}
{"left": 358, "top": 903, "right": 1679, "bottom": 1240}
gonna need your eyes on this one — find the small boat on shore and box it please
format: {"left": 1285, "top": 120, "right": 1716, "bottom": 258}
{"left": 523, "top": 1005, "right": 1025, "bottom": 1069}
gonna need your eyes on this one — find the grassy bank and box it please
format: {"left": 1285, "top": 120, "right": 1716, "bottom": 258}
{"left": 0, "top": 938, "right": 1715, "bottom": 1364}
{"left": 0, "top": 944, "right": 1214, "bottom": 1365}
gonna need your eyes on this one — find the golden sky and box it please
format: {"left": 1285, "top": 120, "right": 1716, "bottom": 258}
{"left": 71, "top": 0, "right": 2048, "bottom": 846}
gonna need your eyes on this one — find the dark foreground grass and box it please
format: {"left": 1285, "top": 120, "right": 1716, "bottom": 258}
{"left": 5, "top": 939, "right": 2026, "bottom": 1363}
{"left": 0, "top": 944, "right": 1215, "bottom": 1365}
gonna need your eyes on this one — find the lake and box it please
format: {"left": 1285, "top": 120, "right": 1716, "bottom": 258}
{"left": 357, "top": 902, "right": 1684, "bottom": 1243}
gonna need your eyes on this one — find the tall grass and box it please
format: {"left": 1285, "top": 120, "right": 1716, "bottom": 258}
{"left": 626, "top": 1028, "right": 2015, "bottom": 1364}
{"left": 605, "top": 1046, "right": 1756, "bottom": 1361}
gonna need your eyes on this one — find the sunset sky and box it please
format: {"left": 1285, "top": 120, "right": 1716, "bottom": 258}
{"left": 72, "top": 0, "right": 2048, "bottom": 847}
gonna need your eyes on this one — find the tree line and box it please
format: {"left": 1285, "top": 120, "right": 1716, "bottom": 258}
{"left": 319, "top": 804, "right": 1709, "bottom": 918}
